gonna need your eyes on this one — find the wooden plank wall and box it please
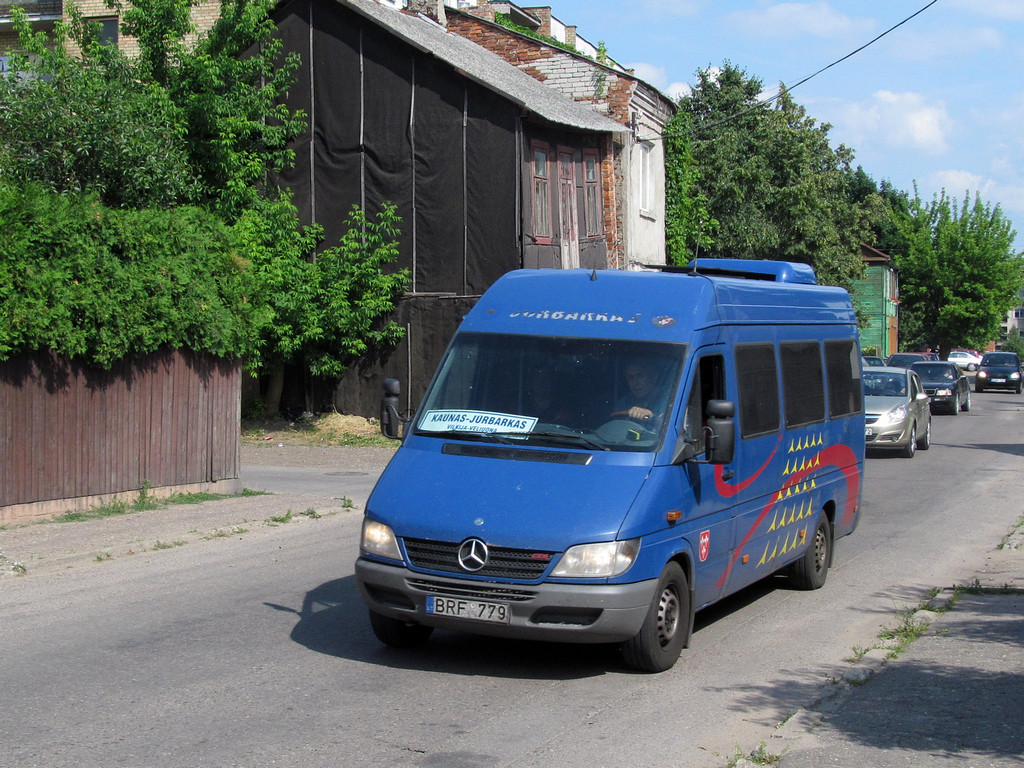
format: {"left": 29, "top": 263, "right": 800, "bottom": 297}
{"left": 0, "top": 350, "right": 241, "bottom": 518}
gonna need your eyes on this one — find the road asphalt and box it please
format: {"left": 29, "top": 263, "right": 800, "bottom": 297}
{"left": 2, "top": 443, "right": 1022, "bottom": 767}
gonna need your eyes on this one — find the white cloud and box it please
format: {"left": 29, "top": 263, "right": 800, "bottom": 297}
{"left": 628, "top": 62, "right": 668, "bottom": 89}
{"left": 887, "top": 26, "right": 1004, "bottom": 62}
{"left": 925, "top": 170, "right": 986, "bottom": 198}
{"left": 725, "top": 2, "right": 875, "bottom": 40}
{"left": 626, "top": 62, "right": 689, "bottom": 101}
{"left": 666, "top": 82, "right": 691, "bottom": 100}
{"left": 947, "top": 0, "right": 1024, "bottom": 21}
{"left": 836, "top": 91, "right": 953, "bottom": 155}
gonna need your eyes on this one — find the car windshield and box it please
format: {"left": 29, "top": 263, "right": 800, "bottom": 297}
{"left": 863, "top": 371, "right": 908, "bottom": 398}
{"left": 887, "top": 355, "right": 920, "bottom": 366}
{"left": 982, "top": 353, "right": 1017, "bottom": 366}
{"left": 414, "top": 332, "right": 686, "bottom": 452}
{"left": 912, "top": 364, "right": 957, "bottom": 380}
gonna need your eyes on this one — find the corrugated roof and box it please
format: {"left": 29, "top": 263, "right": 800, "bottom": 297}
{"left": 340, "top": 0, "right": 626, "bottom": 134}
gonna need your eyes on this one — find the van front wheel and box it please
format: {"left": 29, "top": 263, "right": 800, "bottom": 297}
{"left": 368, "top": 610, "right": 434, "bottom": 648}
{"left": 623, "top": 562, "right": 691, "bottom": 673}
{"left": 788, "top": 514, "right": 832, "bottom": 590}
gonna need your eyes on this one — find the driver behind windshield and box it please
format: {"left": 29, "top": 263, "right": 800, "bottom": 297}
{"left": 616, "top": 362, "right": 663, "bottom": 427}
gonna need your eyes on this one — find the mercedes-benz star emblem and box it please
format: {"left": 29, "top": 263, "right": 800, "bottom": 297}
{"left": 457, "top": 538, "right": 489, "bottom": 572}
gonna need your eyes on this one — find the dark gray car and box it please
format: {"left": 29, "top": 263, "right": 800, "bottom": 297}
{"left": 975, "top": 352, "right": 1023, "bottom": 394}
{"left": 910, "top": 361, "right": 970, "bottom": 414}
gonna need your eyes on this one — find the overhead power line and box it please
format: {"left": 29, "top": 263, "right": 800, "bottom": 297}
{"left": 682, "top": 0, "right": 940, "bottom": 138}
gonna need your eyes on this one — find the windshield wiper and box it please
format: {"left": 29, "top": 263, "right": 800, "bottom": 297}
{"left": 425, "top": 429, "right": 516, "bottom": 444}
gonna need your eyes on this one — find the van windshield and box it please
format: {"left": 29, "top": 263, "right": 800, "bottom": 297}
{"left": 414, "top": 333, "right": 686, "bottom": 452}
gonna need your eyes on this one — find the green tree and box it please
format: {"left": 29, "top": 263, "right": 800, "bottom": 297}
{"left": 663, "top": 111, "right": 716, "bottom": 264}
{"left": 235, "top": 199, "right": 409, "bottom": 413}
{"left": 1, "top": 0, "right": 409, "bottom": 412}
{"left": 0, "top": 8, "right": 197, "bottom": 208}
{"left": 670, "top": 63, "right": 881, "bottom": 288}
{"left": 894, "top": 189, "right": 1024, "bottom": 354}
{"left": 1002, "top": 327, "right": 1024, "bottom": 358}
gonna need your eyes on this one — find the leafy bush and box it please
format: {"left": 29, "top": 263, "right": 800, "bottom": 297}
{"left": 0, "top": 185, "right": 257, "bottom": 366}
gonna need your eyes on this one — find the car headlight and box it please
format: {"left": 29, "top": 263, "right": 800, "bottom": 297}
{"left": 361, "top": 518, "right": 402, "bottom": 561}
{"left": 552, "top": 538, "right": 640, "bottom": 578}
{"left": 880, "top": 404, "right": 908, "bottom": 426}
{"left": 978, "top": 371, "right": 988, "bottom": 379}
{"left": 935, "top": 388, "right": 953, "bottom": 397}
{"left": 1012, "top": 372, "right": 1021, "bottom": 380}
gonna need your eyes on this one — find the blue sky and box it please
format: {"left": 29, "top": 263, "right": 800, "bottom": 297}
{"left": 546, "top": 0, "right": 1024, "bottom": 253}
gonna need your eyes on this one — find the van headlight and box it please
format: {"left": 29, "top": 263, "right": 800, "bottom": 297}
{"left": 361, "top": 518, "right": 402, "bottom": 561}
{"left": 552, "top": 538, "right": 640, "bottom": 578}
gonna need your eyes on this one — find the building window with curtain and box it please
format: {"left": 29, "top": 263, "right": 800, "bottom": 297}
{"left": 532, "top": 141, "right": 552, "bottom": 244}
{"left": 583, "top": 148, "right": 602, "bottom": 236}
{"left": 640, "top": 141, "right": 655, "bottom": 216}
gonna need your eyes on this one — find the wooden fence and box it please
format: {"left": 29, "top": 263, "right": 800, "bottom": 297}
{"left": 0, "top": 350, "right": 241, "bottom": 524}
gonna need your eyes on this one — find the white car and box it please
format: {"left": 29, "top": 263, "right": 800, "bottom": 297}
{"left": 948, "top": 350, "right": 982, "bottom": 371}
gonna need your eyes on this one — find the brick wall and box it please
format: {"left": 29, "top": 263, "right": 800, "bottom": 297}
{"left": 57, "top": 0, "right": 221, "bottom": 58}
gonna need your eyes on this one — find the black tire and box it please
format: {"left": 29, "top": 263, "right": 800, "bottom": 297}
{"left": 963, "top": 390, "right": 971, "bottom": 412}
{"left": 917, "top": 419, "right": 931, "bottom": 451}
{"left": 368, "top": 610, "right": 434, "bottom": 648}
{"left": 950, "top": 398, "right": 959, "bottom": 415}
{"left": 788, "top": 513, "right": 832, "bottom": 590}
{"left": 975, "top": 384, "right": 984, "bottom": 393}
{"left": 900, "top": 424, "right": 917, "bottom": 458}
{"left": 622, "top": 562, "right": 691, "bottom": 673}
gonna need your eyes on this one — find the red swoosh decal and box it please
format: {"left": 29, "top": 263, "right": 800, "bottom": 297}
{"left": 714, "top": 443, "right": 861, "bottom": 589}
{"left": 714, "top": 433, "right": 783, "bottom": 497}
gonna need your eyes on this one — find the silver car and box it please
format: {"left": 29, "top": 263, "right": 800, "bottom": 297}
{"left": 863, "top": 366, "right": 932, "bottom": 458}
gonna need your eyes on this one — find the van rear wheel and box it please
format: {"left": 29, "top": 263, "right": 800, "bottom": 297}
{"left": 368, "top": 610, "right": 434, "bottom": 648}
{"left": 788, "top": 514, "right": 832, "bottom": 590}
{"left": 622, "top": 562, "right": 691, "bottom": 673}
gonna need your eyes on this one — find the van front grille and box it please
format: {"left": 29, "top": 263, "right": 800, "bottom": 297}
{"left": 403, "top": 537, "right": 556, "bottom": 579}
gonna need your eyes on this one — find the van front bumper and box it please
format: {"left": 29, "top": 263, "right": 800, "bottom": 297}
{"left": 356, "top": 557, "right": 657, "bottom": 644}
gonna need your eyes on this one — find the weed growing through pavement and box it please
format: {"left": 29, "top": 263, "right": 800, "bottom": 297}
{"left": 268, "top": 511, "right": 293, "bottom": 525}
{"left": 728, "top": 741, "right": 780, "bottom": 767}
{"left": 956, "top": 577, "right": 1024, "bottom": 595}
{"left": 44, "top": 488, "right": 269, "bottom": 525}
{"left": 997, "top": 515, "right": 1024, "bottom": 550}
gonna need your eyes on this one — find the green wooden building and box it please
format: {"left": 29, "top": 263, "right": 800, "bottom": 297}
{"left": 851, "top": 244, "right": 899, "bottom": 357}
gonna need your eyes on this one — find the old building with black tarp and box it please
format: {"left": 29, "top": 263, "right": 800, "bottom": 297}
{"left": 271, "top": 0, "right": 625, "bottom": 417}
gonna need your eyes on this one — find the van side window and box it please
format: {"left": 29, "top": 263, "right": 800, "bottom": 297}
{"left": 780, "top": 341, "right": 825, "bottom": 428}
{"left": 735, "top": 343, "right": 780, "bottom": 437}
{"left": 682, "top": 355, "right": 726, "bottom": 450}
{"left": 825, "top": 339, "right": 863, "bottom": 418}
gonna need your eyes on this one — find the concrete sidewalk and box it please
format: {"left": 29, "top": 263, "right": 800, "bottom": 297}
{"left": 763, "top": 532, "right": 1024, "bottom": 768}
{"left": 0, "top": 444, "right": 393, "bottom": 577}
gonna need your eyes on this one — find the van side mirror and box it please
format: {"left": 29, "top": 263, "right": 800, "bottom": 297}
{"left": 380, "top": 378, "right": 405, "bottom": 440}
{"left": 704, "top": 399, "right": 735, "bottom": 465}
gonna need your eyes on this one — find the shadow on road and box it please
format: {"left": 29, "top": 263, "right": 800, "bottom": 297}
{"left": 270, "top": 571, "right": 822, "bottom": 680}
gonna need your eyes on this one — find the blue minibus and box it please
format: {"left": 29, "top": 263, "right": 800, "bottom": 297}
{"left": 356, "top": 259, "right": 865, "bottom": 671}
